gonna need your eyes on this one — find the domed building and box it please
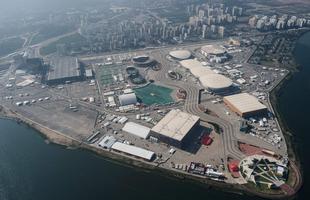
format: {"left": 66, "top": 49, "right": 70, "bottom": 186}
{"left": 201, "top": 45, "right": 226, "bottom": 57}
{"left": 180, "top": 59, "right": 234, "bottom": 94}
{"left": 118, "top": 93, "right": 138, "bottom": 106}
{"left": 169, "top": 50, "right": 192, "bottom": 60}
{"left": 132, "top": 55, "right": 156, "bottom": 67}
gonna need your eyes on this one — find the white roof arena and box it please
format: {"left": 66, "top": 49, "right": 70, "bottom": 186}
{"left": 223, "top": 93, "right": 267, "bottom": 116}
{"left": 169, "top": 50, "right": 192, "bottom": 60}
{"left": 118, "top": 93, "right": 137, "bottom": 106}
{"left": 179, "top": 59, "right": 233, "bottom": 91}
{"left": 151, "top": 109, "right": 200, "bottom": 142}
{"left": 201, "top": 44, "right": 226, "bottom": 55}
{"left": 122, "top": 122, "right": 150, "bottom": 139}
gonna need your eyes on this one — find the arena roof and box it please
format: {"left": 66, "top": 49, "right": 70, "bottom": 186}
{"left": 223, "top": 93, "right": 267, "bottom": 115}
{"left": 118, "top": 93, "right": 137, "bottom": 106}
{"left": 132, "top": 55, "right": 149, "bottom": 62}
{"left": 47, "top": 56, "right": 80, "bottom": 81}
{"left": 122, "top": 122, "right": 150, "bottom": 139}
{"left": 151, "top": 109, "right": 200, "bottom": 142}
{"left": 190, "top": 66, "right": 214, "bottom": 77}
{"left": 201, "top": 44, "right": 226, "bottom": 55}
{"left": 169, "top": 50, "right": 192, "bottom": 60}
{"left": 200, "top": 74, "right": 233, "bottom": 90}
{"left": 179, "top": 59, "right": 205, "bottom": 69}
{"left": 132, "top": 55, "right": 155, "bottom": 66}
{"left": 179, "top": 59, "right": 233, "bottom": 90}
{"left": 111, "top": 142, "right": 155, "bottom": 161}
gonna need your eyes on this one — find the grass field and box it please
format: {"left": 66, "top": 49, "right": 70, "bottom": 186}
{"left": 134, "top": 84, "right": 174, "bottom": 105}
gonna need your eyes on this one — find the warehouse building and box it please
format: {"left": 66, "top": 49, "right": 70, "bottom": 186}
{"left": 98, "top": 135, "right": 117, "bottom": 149}
{"left": 223, "top": 93, "right": 268, "bottom": 118}
{"left": 46, "top": 56, "right": 82, "bottom": 85}
{"left": 150, "top": 109, "right": 200, "bottom": 148}
{"left": 118, "top": 93, "right": 137, "bottom": 106}
{"left": 122, "top": 122, "right": 150, "bottom": 139}
{"left": 111, "top": 142, "right": 155, "bottom": 161}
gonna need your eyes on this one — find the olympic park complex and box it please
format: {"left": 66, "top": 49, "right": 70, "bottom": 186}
{"left": 168, "top": 46, "right": 236, "bottom": 94}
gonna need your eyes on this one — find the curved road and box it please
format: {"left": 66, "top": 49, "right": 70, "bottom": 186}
{"left": 150, "top": 51, "right": 245, "bottom": 163}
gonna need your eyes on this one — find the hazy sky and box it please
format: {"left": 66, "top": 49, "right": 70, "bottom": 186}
{"left": 0, "top": 0, "right": 110, "bottom": 16}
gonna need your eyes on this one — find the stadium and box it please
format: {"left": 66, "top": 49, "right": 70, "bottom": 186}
{"left": 180, "top": 59, "right": 234, "bottom": 94}
{"left": 169, "top": 50, "right": 192, "bottom": 60}
{"left": 132, "top": 55, "right": 156, "bottom": 67}
{"left": 201, "top": 44, "right": 226, "bottom": 57}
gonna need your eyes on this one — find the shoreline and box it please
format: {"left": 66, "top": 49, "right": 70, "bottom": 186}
{"left": 269, "top": 67, "right": 303, "bottom": 194}
{"left": 266, "top": 30, "right": 310, "bottom": 196}
{"left": 0, "top": 30, "right": 307, "bottom": 200}
{"left": 0, "top": 82, "right": 302, "bottom": 200}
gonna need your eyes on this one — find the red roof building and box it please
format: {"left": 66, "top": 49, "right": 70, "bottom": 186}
{"left": 229, "top": 163, "right": 239, "bottom": 172}
{"left": 201, "top": 135, "right": 213, "bottom": 146}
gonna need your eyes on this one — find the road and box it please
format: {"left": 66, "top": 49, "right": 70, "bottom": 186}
{"left": 148, "top": 50, "right": 245, "bottom": 165}
{"left": 30, "top": 30, "right": 78, "bottom": 58}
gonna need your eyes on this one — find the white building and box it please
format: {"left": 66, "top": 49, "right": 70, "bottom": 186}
{"left": 150, "top": 109, "right": 200, "bottom": 148}
{"left": 122, "top": 122, "right": 150, "bottom": 139}
{"left": 111, "top": 142, "right": 155, "bottom": 161}
{"left": 223, "top": 93, "right": 268, "bottom": 117}
{"left": 180, "top": 59, "right": 234, "bottom": 94}
{"left": 118, "top": 93, "right": 137, "bottom": 106}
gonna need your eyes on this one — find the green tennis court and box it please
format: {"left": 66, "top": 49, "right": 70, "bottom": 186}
{"left": 97, "top": 64, "right": 123, "bottom": 85}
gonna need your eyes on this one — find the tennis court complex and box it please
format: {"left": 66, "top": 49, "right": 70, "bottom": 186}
{"left": 97, "top": 64, "right": 124, "bottom": 85}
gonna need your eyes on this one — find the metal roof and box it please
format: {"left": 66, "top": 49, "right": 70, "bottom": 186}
{"left": 169, "top": 50, "right": 192, "bottom": 60}
{"left": 201, "top": 44, "right": 226, "bottom": 55}
{"left": 200, "top": 74, "right": 233, "bottom": 90}
{"left": 47, "top": 56, "right": 80, "bottom": 81}
{"left": 122, "top": 122, "right": 150, "bottom": 139}
{"left": 180, "top": 59, "right": 233, "bottom": 90}
{"left": 151, "top": 109, "right": 199, "bottom": 141}
{"left": 224, "top": 93, "right": 267, "bottom": 114}
{"left": 111, "top": 142, "right": 155, "bottom": 161}
{"left": 118, "top": 93, "right": 137, "bottom": 106}
{"left": 98, "top": 135, "right": 117, "bottom": 149}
